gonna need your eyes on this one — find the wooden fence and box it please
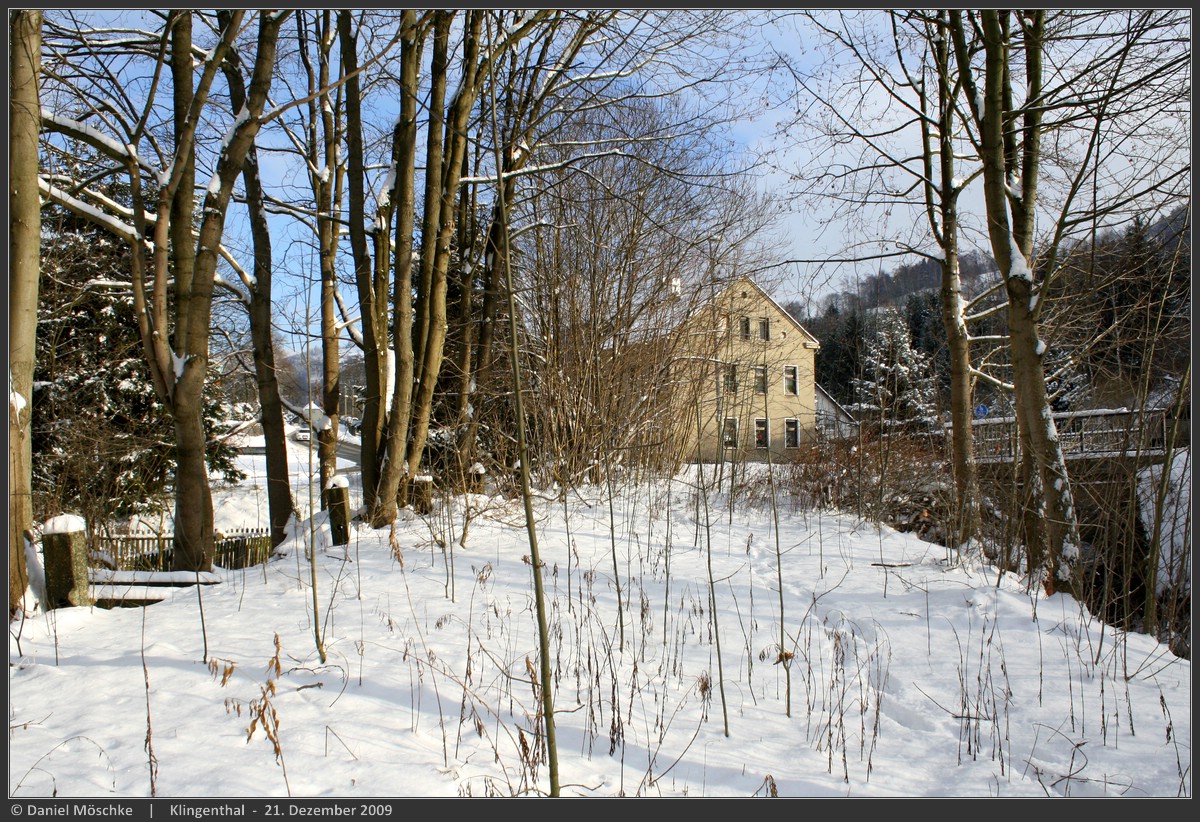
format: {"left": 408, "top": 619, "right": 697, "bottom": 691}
{"left": 92, "top": 528, "right": 272, "bottom": 571}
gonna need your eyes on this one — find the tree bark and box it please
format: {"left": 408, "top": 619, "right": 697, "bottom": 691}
{"left": 312, "top": 11, "right": 342, "bottom": 504}
{"left": 927, "top": 11, "right": 980, "bottom": 546}
{"left": 404, "top": 12, "right": 484, "bottom": 478}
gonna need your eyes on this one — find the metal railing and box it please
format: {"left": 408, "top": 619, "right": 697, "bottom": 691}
{"left": 960, "top": 407, "right": 1182, "bottom": 461}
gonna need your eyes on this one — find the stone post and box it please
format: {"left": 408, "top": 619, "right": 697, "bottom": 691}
{"left": 468, "top": 462, "right": 485, "bottom": 495}
{"left": 323, "top": 475, "right": 351, "bottom": 546}
{"left": 41, "top": 514, "right": 92, "bottom": 609}
{"left": 412, "top": 475, "right": 434, "bottom": 515}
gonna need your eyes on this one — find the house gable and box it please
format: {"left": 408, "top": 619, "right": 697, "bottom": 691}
{"left": 673, "top": 276, "right": 823, "bottom": 462}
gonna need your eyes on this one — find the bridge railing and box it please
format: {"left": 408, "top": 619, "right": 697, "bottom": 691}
{"left": 952, "top": 407, "right": 1180, "bottom": 461}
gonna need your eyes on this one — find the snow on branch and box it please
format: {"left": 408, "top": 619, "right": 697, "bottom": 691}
{"left": 39, "top": 178, "right": 138, "bottom": 243}
{"left": 40, "top": 108, "right": 155, "bottom": 175}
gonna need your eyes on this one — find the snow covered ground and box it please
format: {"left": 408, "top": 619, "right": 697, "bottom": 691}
{"left": 9, "top": 452, "right": 1192, "bottom": 798}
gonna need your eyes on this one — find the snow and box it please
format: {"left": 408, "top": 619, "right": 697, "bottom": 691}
{"left": 41, "top": 513, "right": 87, "bottom": 535}
{"left": 10, "top": 389, "right": 26, "bottom": 416}
{"left": 219, "top": 105, "right": 251, "bottom": 154}
{"left": 326, "top": 474, "right": 350, "bottom": 490}
{"left": 39, "top": 179, "right": 138, "bottom": 243}
{"left": 1007, "top": 236, "right": 1032, "bottom": 283}
{"left": 304, "top": 403, "right": 332, "bottom": 432}
{"left": 9, "top": 465, "right": 1191, "bottom": 799}
{"left": 1138, "top": 448, "right": 1191, "bottom": 598}
{"left": 172, "top": 351, "right": 189, "bottom": 380}
{"left": 23, "top": 532, "right": 47, "bottom": 612}
{"left": 376, "top": 164, "right": 396, "bottom": 209}
{"left": 40, "top": 109, "right": 148, "bottom": 171}
{"left": 89, "top": 569, "right": 223, "bottom": 586}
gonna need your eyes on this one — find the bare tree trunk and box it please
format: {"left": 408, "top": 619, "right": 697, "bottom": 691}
{"left": 9, "top": 9, "right": 41, "bottom": 614}
{"left": 927, "top": 12, "right": 980, "bottom": 546}
{"left": 168, "top": 12, "right": 283, "bottom": 571}
{"left": 301, "top": 10, "right": 343, "bottom": 502}
{"left": 372, "top": 9, "right": 423, "bottom": 526}
{"left": 966, "top": 10, "right": 1083, "bottom": 594}
{"left": 34, "top": 12, "right": 285, "bottom": 572}
{"left": 405, "top": 11, "right": 481, "bottom": 479}
{"left": 338, "top": 10, "right": 388, "bottom": 514}
{"left": 221, "top": 16, "right": 293, "bottom": 549}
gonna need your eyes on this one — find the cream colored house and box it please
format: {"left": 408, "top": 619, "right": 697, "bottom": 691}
{"left": 672, "top": 277, "right": 822, "bottom": 462}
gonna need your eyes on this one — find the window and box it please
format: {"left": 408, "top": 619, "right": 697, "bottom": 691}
{"left": 784, "top": 365, "right": 798, "bottom": 395}
{"left": 755, "top": 418, "right": 769, "bottom": 449}
{"left": 722, "top": 418, "right": 739, "bottom": 449}
{"left": 785, "top": 418, "right": 800, "bottom": 448}
{"left": 722, "top": 364, "right": 737, "bottom": 394}
{"left": 740, "top": 317, "right": 752, "bottom": 339}
{"left": 759, "top": 318, "right": 771, "bottom": 341}
{"left": 754, "top": 365, "right": 767, "bottom": 394}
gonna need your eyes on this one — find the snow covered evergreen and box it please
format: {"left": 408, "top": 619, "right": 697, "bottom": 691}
{"left": 849, "top": 307, "right": 939, "bottom": 430}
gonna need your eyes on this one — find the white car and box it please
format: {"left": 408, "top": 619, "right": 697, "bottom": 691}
{"left": 294, "top": 429, "right": 311, "bottom": 442}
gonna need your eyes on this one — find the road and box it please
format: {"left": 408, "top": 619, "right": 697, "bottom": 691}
{"left": 238, "top": 440, "right": 361, "bottom": 470}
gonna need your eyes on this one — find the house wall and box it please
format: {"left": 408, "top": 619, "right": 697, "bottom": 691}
{"left": 673, "top": 280, "right": 820, "bottom": 463}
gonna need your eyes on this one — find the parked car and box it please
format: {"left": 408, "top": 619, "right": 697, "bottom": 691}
{"left": 294, "top": 429, "right": 311, "bottom": 442}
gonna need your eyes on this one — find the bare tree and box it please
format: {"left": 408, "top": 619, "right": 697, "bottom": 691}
{"left": 517, "top": 96, "right": 775, "bottom": 486}
{"left": 443, "top": 10, "right": 770, "bottom": 486}
{"left": 39, "top": 11, "right": 288, "bottom": 570}
{"left": 773, "top": 10, "right": 987, "bottom": 545}
{"left": 218, "top": 10, "right": 294, "bottom": 549}
{"left": 10, "top": 9, "right": 42, "bottom": 614}
{"left": 949, "top": 9, "right": 1188, "bottom": 594}
{"left": 338, "top": 9, "right": 553, "bottom": 526}
{"left": 777, "top": 9, "right": 1188, "bottom": 592}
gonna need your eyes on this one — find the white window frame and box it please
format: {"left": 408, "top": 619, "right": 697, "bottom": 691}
{"left": 721, "top": 363, "right": 737, "bottom": 394}
{"left": 754, "top": 417, "right": 769, "bottom": 449}
{"left": 754, "top": 365, "right": 767, "bottom": 394}
{"left": 784, "top": 418, "right": 800, "bottom": 448}
{"left": 784, "top": 365, "right": 799, "bottom": 395}
{"left": 722, "top": 417, "right": 739, "bottom": 449}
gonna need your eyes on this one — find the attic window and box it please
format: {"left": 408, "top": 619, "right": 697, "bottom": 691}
{"left": 759, "top": 318, "right": 770, "bottom": 341}
{"left": 739, "top": 317, "right": 751, "bottom": 339}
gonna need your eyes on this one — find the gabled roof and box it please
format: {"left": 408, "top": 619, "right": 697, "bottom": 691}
{"left": 703, "top": 275, "right": 821, "bottom": 347}
{"left": 816, "top": 384, "right": 857, "bottom": 422}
